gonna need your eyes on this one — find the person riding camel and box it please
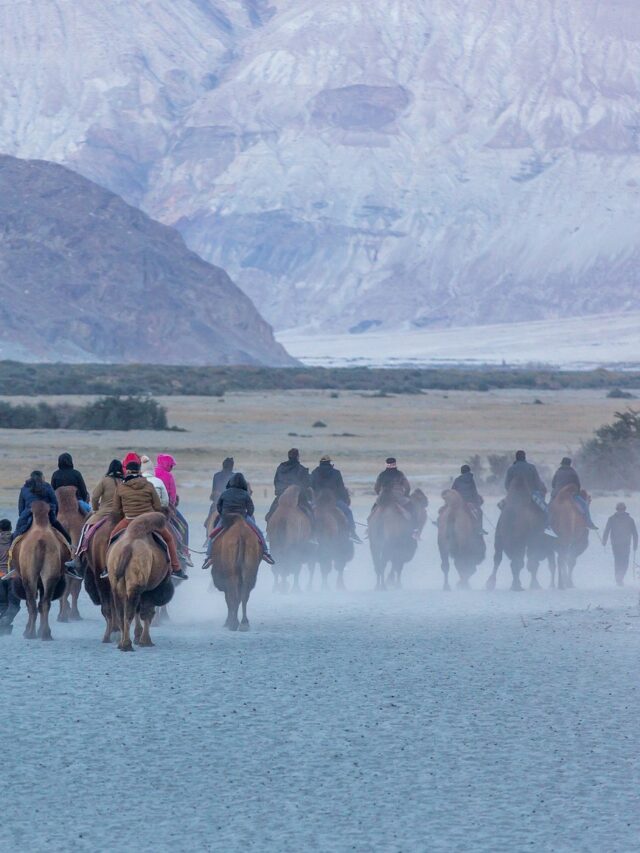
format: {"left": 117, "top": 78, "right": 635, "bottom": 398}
{"left": 452, "top": 465, "right": 486, "bottom": 535}
{"left": 5, "top": 471, "right": 78, "bottom": 580}
{"left": 311, "top": 456, "right": 362, "bottom": 543}
{"left": 141, "top": 455, "right": 169, "bottom": 507}
{"left": 154, "top": 453, "right": 192, "bottom": 568}
{"left": 504, "top": 451, "right": 548, "bottom": 518}
{"left": 103, "top": 460, "right": 188, "bottom": 580}
{"left": 551, "top": 457, "right": 597, "bottom": 529}
{"left": 373, "top": 458, "right": 419, "bottom": 538}
{"left": 203, "top": 473, "right": 274, "bottom": 569}
{"left": 51, "top": 453, "right": 91, "bottom": 513}
{"left": 64, "top": 459, "right": 124, "bottom": 572}
{"left": 266, "top": 449, "right": 313, "bottom": 522}
{"left": 210, "top": 457, "right": 235, "bottom": 504}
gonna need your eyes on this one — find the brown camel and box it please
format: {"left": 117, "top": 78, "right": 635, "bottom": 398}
{"left": 107, "top": 512, "right": 175, "bottom": 652}
{"left": 437, "top": 490, "right": 486, "bottom": 590}
{"left": 309, "top": 489, "right": 354, "bottom": 591}
{"left": 485, "top": 474, "right": 549, "bottom": 592}
{"left": 211, "top": 515, "right": 262, "bottom": 631}
{"left": 266, "top": 485, "right": 313, "bottom": 592}
{"left": 368, "top": 489, "right": 428, "bottom": 590}
{"left": 11, "top": 501, "right": 69, "bottom": 640}
{"left": 549, "top": 484, "right": 590, "bottom": 589}
{"left": 82, "top": 516, "right": 118, "bottom": 643}
{"left": 55, "top": 485, "right": 87, "bottom": 622}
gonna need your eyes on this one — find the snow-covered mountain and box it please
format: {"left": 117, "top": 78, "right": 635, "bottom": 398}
{"left": 1, "top": 0, "right": 639, "bottom": 334}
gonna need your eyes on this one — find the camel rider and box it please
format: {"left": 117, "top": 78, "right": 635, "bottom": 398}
{"left": 311, "top": 456, "right": 362, "bottom": 543}
{"left": 551, "top": 457, "right": 597, "bottom": 529}
{"left": 0, "top": 519, "right": 20, "bottom": 632}
{"left": 504, "top": 451, "right": 548, "bottom": 516}
{"left": 204, "top": 473, "right": 274, "bottom": 568}
{"left": 266, "top": 449, "right": 313, "bottom": 522}
{"left": 5, "top": 471, "right": 79, "bottom": 580}
{"left": 103, "top": 461, "right": 188, "bottom": 580}
{"left": 154, "top": 453, "right": 192, "bottom": 567}
{"left": 141, "top": 455, "right": 169, "bottom": 507}
{"left": 210, "top": 457, "right": 234, "bottom": 504}
{"left": 452, "top": 465, "right": 486, "bottom": 534}
{"left": 51, "top": 453, "right": 91, "bottom": 513}
{"left": 373, "top": 458, "right": 419, "bottom": 536}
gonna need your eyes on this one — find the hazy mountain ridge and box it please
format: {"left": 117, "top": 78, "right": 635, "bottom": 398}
{"left": 0, "top": 155, "right": 293, "bottom": 365}
{"left": 1, "top": 0, "right": 639, "bottom": 333}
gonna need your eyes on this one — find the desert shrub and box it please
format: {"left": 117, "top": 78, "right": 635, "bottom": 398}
{"left": 0, "top": 396, "right": 172, "bottom": 431}
{"left": 465, "top": 454, "right": 485, "bottom": 481}
{"left": 576, "top": 409, "right": 640, "bottom": 490}
{"left": 486, "top": 453, "right": 511, "bottom": 485}
{"left": 607, "top": 388, "right": 636, "bottom": 399}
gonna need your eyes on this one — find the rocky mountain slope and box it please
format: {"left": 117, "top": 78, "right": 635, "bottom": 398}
{"left": 0, "top": 155, "right": 292, "bottom": 365}
{"left": 1, "top": 0, "right": 639, "bottom": 334}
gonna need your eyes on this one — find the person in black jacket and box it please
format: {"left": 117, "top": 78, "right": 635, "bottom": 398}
{"left": 550, "top": 457, "right": 597, "bottom": 529}
{"left": 311, "top": 456, "right": 361, "bottom": 542}
{"left": 51, "top": 453, "right": 90, "bottom": 512}
{"left": 206, "top": 473, "right": 274, "bottom": 565}
{"left": 452, "top": 465, "right": 485, "bottom": 534}
{"left": 374, "top": 458, "right": 411, "bottom": 497}
{"left": 266, "top": 449, "right": 313, "bottom": 521}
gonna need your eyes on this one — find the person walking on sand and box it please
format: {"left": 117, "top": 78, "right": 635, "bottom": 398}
{"left": 602, "top": 503, "right": 638, "bottom": 587}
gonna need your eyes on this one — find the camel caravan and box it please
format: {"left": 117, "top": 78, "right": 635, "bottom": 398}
{"left": 0, "top": 447, "right": 635, "bottom": 650}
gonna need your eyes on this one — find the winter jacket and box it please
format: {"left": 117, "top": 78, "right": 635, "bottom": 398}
{"left": 51, "top": 453, "right": 89, "bottom": 503}
{"left": 603, "top": 512, "right": 638, "bottom": 551}
{"left": 551, "top": 465, "right": 581, "bottom": 497}
{"left": 142, "top": 473, "right": 169, "bottom": 508}
{"left": 217, "top": 474, "right": 255, "bottom": 518}
{"left": 90, "top": 476, "right": 121, "bottom": 519}
{"left": 211, "top": 468, "right": 234, "bottom": 501}
{"left": 311, "top": 462, "right": 350, "bottom": 504}
{"left": 452, "top": 471, "right": 483, "bottom": 506}
{"left": 274, "top": 459, "right": 311, "bottom": 497}
{"left": 375, "top": 468, "right": 411, "bottom": 496}
{"left": 155, "top": 454, "right": 177, "bottom": 505}
{"left": 18, "top": 483, "right": 58, "bottom": 517}
{"left": 505, "top": 460, "right": 547, "bottom": 495}
{"left": 113, "top": 474, "right": 162, "bottom": 519}
{"left": 0, "top": 531, "right": 11, "bottom": 574}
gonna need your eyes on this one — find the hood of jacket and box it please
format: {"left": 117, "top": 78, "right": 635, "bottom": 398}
{"left": 227, "top": 473, "right": 248, "bottom": 491}
{"left": 156, "top": 454, "right": 176, "bottom": 473}
{"left": 122, "top": 474, "right": 151, "bottom": 490}
{"left": 58, "top": 453, "right": 74, "bottom": 470}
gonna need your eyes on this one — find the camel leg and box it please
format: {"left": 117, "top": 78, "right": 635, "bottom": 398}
{"left": 239, "top": 594, "right": 250, "bottom": 632}
{"left": 23, "top": 585, "right": 38, "bottom": 640}
{"left": 336, "top": 566, "right": 345, "bottom": 591}
{"left": 566, "top": 552, "right": 576, "bottom": 588}
{"left": 58, "top": 579, "right": 71, "bottom": 622}
{"left": 510, "top": 553, "right": 525, "bottom": 592}
{"left": 486, "top": 546, "right": 502, "bottom": 591}
{"left": 134, "top": 613, "right": 143, "bottom": 645}
{"left": 118, "top": 591, "right": 136, "bottom": 652}
{"left": 292, "top": 568, "right": 301, "bottom": 593}
{"left": 527, "top": 557, "right": 541, "bottom": 590}
{"left": 39, "top": 594, "right": 53, "bottom": 641}
{"left": 138, "top": 604, "right": 155, "bottom": 647}
{"left": 224, "top": 580, "right": 240, "bottom": 631}
{"left": 441, "top": 552, "right": 451, "bottom": 591}
{"left": 69, "top": 578, "right": 82, "bottom": 621}
{"left": 101, "top": 600, "right": 114, "bottom": 643}
{"left": 556, "top": 551, "right": 567, "bottom": 590}
{"left": 548, "top": 554, "right": 557, "bottom": 589}
{"left": 321, "top": 562, "right": 330, "bottom": 590}
{"left": 307, "top": 562, "right": 315, "bottom": 592}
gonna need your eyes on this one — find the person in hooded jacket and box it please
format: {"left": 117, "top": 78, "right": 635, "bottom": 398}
{"left": 0, "top": 519, "right": 20, "bottom": 631}
{"left": 107, "top": 460, "right": 188, "bottom": 580}
{"left": 311, "top": 456, "right": 361, "bottom": 542}
{"left": 155, "top": 453, "right": 192, "bottom": 566}
{"left": 266, "top": 449, "right": 313, "bottom": 522}
{"left": 141, "top": 455, "right": 169, "bottom": 508}
{"left": 204, "top": 473, "right": 274, "bottom": 566}
{"left": 452, "top": 465, "right": 486, "bottom": 534}
{"left": 51, "top": 453, "right": 91, "bottom": 513}
{"left": 550, "top": 457, "right": 597, "bottom": 529}
{"left": 603, "top": 503, "right": 638, "bottom": 586}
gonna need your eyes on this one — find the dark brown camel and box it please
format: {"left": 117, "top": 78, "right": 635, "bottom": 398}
{"left": 211, "top": 515, "right": 262, "bottom": 631}
{"left": 107, "top": 512, "right": 174, "bottom": 652}
{"left": 309, "top": 489, "right": 354, "bottom": 591}
{"left": 485, "top": 475, "right": 548, "bottom": 591}
{"left": 11, "top": 501, "right": 69, "bottom": 640}
{"left": 266, "top": 485, "right": 314, "bottom": 592}
{"left": 82, "top": 516, "right": 118, "bottom": 643}
{"left": 368, "top": 489, "right": 428, "bottom": 590}
{"left": 437, "top": 489, "right": 486, "bottom": 590}
{"left": 549, "top": 484, "right": 590, "bottom": 589}
{"left": 55, "top": 485, "right": 87, "bottom": 622}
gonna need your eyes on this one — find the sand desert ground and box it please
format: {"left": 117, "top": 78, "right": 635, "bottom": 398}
{"left": 1, "top": 388, "right": 639, "bottom": 852}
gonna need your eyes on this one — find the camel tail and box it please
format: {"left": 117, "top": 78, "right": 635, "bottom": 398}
{"left": 236, "top": 532, "right": 247, "bottom": 592}
{"left": 115, "top": 545, "right": 133, "bottom": 581}
{"left": 33, "top": 539, "right": 47, "bottom": 593}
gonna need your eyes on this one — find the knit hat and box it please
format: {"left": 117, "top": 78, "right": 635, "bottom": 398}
{"left": 320, "top": 455, "right": 331, "bottom": 463}
{"left": 122, "top": 452, "right": 141, "bottom": 470}
{"left": 561, "top": 457, "right": 572, "bottom": 466}
{"left": 288, "top": 448, "right": 300, "bottom": 461}
{"left": 515, "top": 450, "right": 526, "bottom": 461}
{"left": 616, "top": 502, "right": 627, "bottom": 512}
{"left": 386, "top": 457, "right": 397, "bottom": 468}
{"left": 461, "top": 464, "right": 471, "bottom": 474}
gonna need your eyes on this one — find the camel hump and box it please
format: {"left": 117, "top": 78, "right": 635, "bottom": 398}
{"left": 556, "top": 483, "right": 579, "bottom": 500}
{"left": 278, "top": 485, "right": 301, "bottom": 509}
{"left": 31, "top": 500, "right": 51, "bottom": 527}
{"left": 127, "top": 512, "right": 167, "bottom": 539}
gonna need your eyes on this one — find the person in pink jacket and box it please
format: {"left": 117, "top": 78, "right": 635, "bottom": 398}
{"left": 155, "top": 454, "right": 177, "bottom": 505}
